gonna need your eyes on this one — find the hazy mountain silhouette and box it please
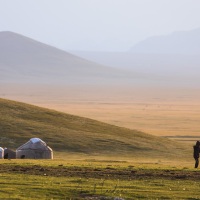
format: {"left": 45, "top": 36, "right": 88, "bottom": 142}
{"left": 130, "top": 27, "right": 200, "bottom": 55}
{"left": 1, "top": 31, "right": 199, "bottom": 88}
{"left": 0, "top": 31, "right": 135, "bottom": 85}
{"left": 72, "top": 28, "right": 200, "bottom": 86}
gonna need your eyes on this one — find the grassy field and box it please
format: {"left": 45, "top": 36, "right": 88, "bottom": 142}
{"left": 0, "top": 158, "right": 199, "bottom": 199}
{"left": 0, "top": 98, "right": 191, "bottom": 160}
{"left": 0, "top": 88, "right": 199, "bottom": 199}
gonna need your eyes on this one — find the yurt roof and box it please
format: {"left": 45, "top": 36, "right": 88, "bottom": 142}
{"left": 17, "top": 138, "right": 51, "bottom": 151}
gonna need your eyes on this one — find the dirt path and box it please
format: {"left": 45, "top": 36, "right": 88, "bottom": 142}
{"left": 0, "top": 164, "right": 200, "bottom": 180}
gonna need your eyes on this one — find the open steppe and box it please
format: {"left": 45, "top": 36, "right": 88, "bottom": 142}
{"left": 1, "top": 95, "right": 195, "bottom": 199}
{"left": 1, "top": 84, "right": 200, "bottom": 144}
{"left": 1, "top": 85, "right": 199, "bottom": 199}
{"left": 1, "top": 12, "right": 200, "bottom": 200}
{"left": 0, "top": 158, "right": 200, "bottom": 199}
{"left": 0, "top": 97, "right": 190, "bottom": 159}
{"left": 1, "top": 31, "right": 200, "bottom": 145}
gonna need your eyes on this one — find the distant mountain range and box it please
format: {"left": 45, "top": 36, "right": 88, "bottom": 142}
{"left": 130, "top": 27, "right": 200, "bottom": 54}
{"left": 1, "top": 30, "right": 200, "bottom": 88}
{"left": 0, "top": 31, "right": 135, "bottom": 85}
{"left": 72, "top": 28, "right": 200, "bottom": 86}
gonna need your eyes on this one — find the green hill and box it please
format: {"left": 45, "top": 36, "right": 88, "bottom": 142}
{"left": 0, "top": 98, "right": 190, "bottom": 159}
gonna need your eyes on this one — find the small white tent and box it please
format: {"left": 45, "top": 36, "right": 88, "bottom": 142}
{"left": 0, "top": 147, "right": 4, "bottom": 159}
{"left": 16, "top": 138, "right": 53, "bottom": 159}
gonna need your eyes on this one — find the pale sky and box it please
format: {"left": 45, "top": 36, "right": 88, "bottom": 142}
{"left": 1, "top": 0, "right": 200, "bottom": 51}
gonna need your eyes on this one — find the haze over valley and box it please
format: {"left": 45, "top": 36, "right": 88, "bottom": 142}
{"left": 1, "top": 0, "right": 200, "bottom": 142}
{"left": 2, "top": 1, "right": 200, "bottom": 199}
{"left": 73, "top": 27, "right": 200, "bottom": 87}
{"left": 1, "top": 29, "right": 200, "bottom": 138}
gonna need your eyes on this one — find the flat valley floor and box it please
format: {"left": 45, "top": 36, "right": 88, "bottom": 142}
{"left": 1, "top": 84, "right": 200, "bottom": 144}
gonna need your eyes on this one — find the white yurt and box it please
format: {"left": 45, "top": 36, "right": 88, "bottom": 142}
{"left": 0, "top": 147, "right": 4, "bottom": 159}
{"left": 16, "top": 138, "right": 53, "bottom": 159}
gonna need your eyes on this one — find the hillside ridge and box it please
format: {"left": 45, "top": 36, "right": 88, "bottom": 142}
{"left": 0, "top": 31, "right": 132, "bottom": 85}
{"left": 0, "top": 98, "right": 190, "bottom": 159}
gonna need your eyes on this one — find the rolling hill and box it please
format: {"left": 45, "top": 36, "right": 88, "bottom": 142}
{"left": 0, "top": 98, "right": 190, "bottom": 159}
{"left": 0, "top": 31, "right": 134, "bottom": 85}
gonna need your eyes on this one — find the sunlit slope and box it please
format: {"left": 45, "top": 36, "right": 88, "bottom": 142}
{"left": 0, "top": 98, "right": 189, "bottom": 158}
